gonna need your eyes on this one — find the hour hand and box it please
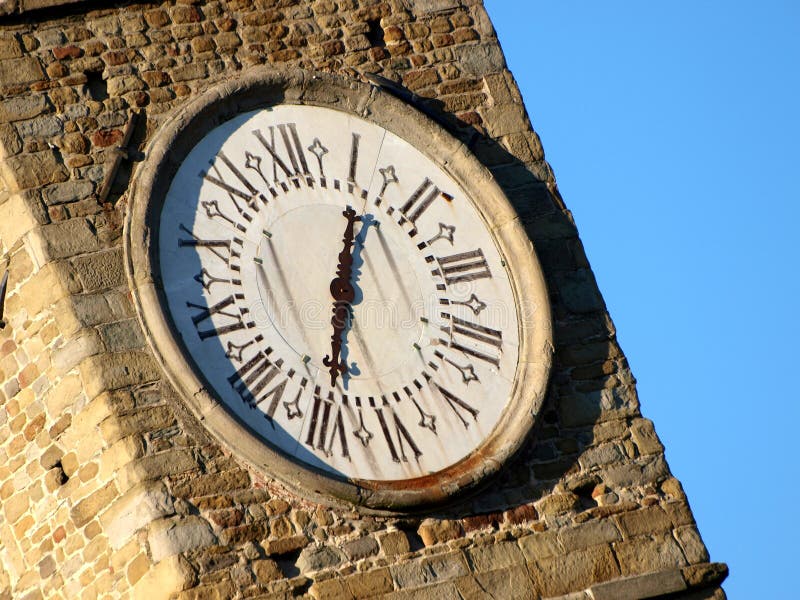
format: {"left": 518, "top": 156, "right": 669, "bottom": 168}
{"left": 323, "top": 207, "right": 361, "bottom": 387}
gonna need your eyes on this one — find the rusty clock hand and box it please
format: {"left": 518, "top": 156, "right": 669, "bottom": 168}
{"left": 323, "top": 207, "right": 361, "bottom": 387}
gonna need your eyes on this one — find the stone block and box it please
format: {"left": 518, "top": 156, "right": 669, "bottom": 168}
{"left": 296, "top": 544, "right": 345, "bottom": 573}
{"left": 71, "top": 480, "right": 119, "bottom": 527}
{"left": 116, "top": 448, "right": 197, "bottom": 492}
{"left": 4, "top": 492, "right": 28, "bottom": 524}
{"left": 467, "top": 541, "right": 524, "bottom": 572}
{"left": 42, "top": 180, "right": 94, "bottom": 204}
{"left": 2, "top": 149, "right": 67, "bottom": 191}
{"left": 681, "top": 562, "right": 728, "bottom": 588}
{"left": 100, "top": 405, "right": 175, "bottom": 444}
{"left": 613, "top": 535, "right": 687, "bottom": 577}
{"left": 341, "top": 535, "right": 379, "bottom": 561}
{"left": 529, "top": 544, "right": 620, "bottom": 597}
{"left": 0, "top": 191, "right": 37, "bottom": 248}
{"left": 263, "top": 534, "right": 309, "bottom": 556}
{"left": 251, "top": 558, "right": 282, "bottom": 584}
{"left": 148, "top": 516, "right": 217, "bottom": 562}
{"left": 377, "top": 529, "right": 410, "bottom": 557}
{"left": 52, "top": 330, "right": 102, "bottom": 374}
{"left": 344, "top": 568, "right": 393, "bottom": 598}
{"left": 384, "top": 582, "right": 461, "bottom": 600}
{"left": 675, "top": 526, "right": 709, "bottom": 564}
{"left": 418, "top": 519, "right": 463, "bottom": 546}
{"left": 0, "top": 93, "right": 48, "bottom": 122}
{"left": 391, "top": 551, "right": 469, "bottom": 589}
{"left": 0, "top": 33, "right": 22, "bottom": 58}
{"left": 615, "top": 506, "right": 672, "bottom": 538}
{"left": 589, "top": 568, "right": 686, "bottom": 600}
{"left": 171, "top": 62, "right": 207, "bottom": 82}
{"left": 0, "top": 56, "right": 43, "bottom": 86}
{"left": 79, "top": 351, "right": 161, "bottom": 399}
{"left": 579, "top": 443, "right": 624, "bottom": 469}
{"left": 98, "top": 318, "right": 145, "bottom": 352}
{"left": 38, "top": 218, "right": 100, "bottom": 261}
{"left": 453, "top": 42, "right": 505, "bottom": 75}
{"left": 132, "top": 554, "right": 194, "bottom": 600}
{"left": 171, "top": 469, "right": 250, "bottom": 498}
{"left": 0, "top": 122, "right": 22, "bottom": 157}
{"left": 101, "top": 481, "right": 175, "bottom": 549}
{"left": 558, "top": 393, "right": 602, "bottom": 428}
{"left": 535, "top": 493, "right": 579, "bottom": 517}
{"left": 630, "top": 418, "right": 664, "bottom": 456}
{"left": 518, "top": 531, "right": 563, "bottom": 561}
{"left": 310, "top": 577, "right": 353, "bottom": 599}
{"left": 559, "top": 520, "right": 621, "bottom": 552}
{"left": 16, "top": 114, "right": 62, "bottom": 138}
{"left": 72, "top": 248, "right": 126, "bottom": 292}
{"left": 474, "top": 566, "right": 536, "bottom": 599}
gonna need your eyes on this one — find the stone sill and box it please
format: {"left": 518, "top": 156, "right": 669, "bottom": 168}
{"left": 544, "top": 562, "right": 728, "bottom": 600}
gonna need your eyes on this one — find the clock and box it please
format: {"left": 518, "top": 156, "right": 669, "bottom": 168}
{"left": 125, "top": 70, "right": 552, "bottom": 509}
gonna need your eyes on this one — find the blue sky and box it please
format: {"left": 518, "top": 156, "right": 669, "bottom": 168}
{"left": 484, "top": 2, "right": 800, "bottom": 597}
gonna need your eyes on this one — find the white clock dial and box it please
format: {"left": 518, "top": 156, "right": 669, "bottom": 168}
{"left": 158, "top": 105, "right": 520, "bottom": 481}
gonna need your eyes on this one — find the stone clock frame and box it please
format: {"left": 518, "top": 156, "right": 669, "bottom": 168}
{"left": 124, "top": 68, "right": 553, "bottom": 510}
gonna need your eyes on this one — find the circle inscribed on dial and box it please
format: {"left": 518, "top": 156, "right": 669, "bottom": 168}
{"left": 126, "top": 71, "right": 552, "bottom": 508}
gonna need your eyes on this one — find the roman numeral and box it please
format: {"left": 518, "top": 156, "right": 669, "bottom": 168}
{"left": 433, "top": 384, "right": 479, "bottom": 428}
{"left": 253, "top": 123, "right": 311, "bottom": 185}
{"left": 227, "top": 350, "right": 287, "bottom": 410}
{"left": 435, "top": 249, "right": 492, "bottom": 284}
{"left": 348, "top": 133, "right": 360, "bottom": 192}
{"left": 305, "top": 390, "right": 350, "bottom": 458}
{"left": 201, "top": 151, "right": 267, "bottom": 211}
{"left": 442, "top": 314, "right": 503, "bottom": 367}
{"left": 401, "top": 177, "right": 441, "bottom": 224}
{"left": 187, "top": 295, "right": 249, "bottom": 340}
{"left": 178, "top": 224, "right": 240, "bottom": 264}
{"left": 374, "top": 400, "right": 422, "bottom": 463}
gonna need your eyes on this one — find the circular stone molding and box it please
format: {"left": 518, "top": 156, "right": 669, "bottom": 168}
{"left": 124, "top": 68, "right": 552, "bottom": 511}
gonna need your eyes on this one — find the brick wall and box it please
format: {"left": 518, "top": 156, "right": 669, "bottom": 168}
{"left": 0, "top": 1, "right": 725, "bottom": 598}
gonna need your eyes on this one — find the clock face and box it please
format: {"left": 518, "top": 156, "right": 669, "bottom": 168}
{"left": 158, "top": 105, "right": 519, "bottom": 482}
{"left": 126, "top": 71, "right": 552, "bottom": 507}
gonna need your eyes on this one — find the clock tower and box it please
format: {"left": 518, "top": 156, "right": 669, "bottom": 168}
{"left": 0, "top": 1, "right": 726, "bottom": 599}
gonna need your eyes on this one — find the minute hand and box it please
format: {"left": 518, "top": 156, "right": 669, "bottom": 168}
{"left": 323, "top": 207, "right": 361, "bottom": 387}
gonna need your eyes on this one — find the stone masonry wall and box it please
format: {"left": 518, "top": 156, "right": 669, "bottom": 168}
{"left": 0, "top": 1, "right": 726, "bottom": 599}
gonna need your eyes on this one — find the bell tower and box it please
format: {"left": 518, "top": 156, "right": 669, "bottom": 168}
{"left": 0, "top": 1, "right": 726, "bottom": 598}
